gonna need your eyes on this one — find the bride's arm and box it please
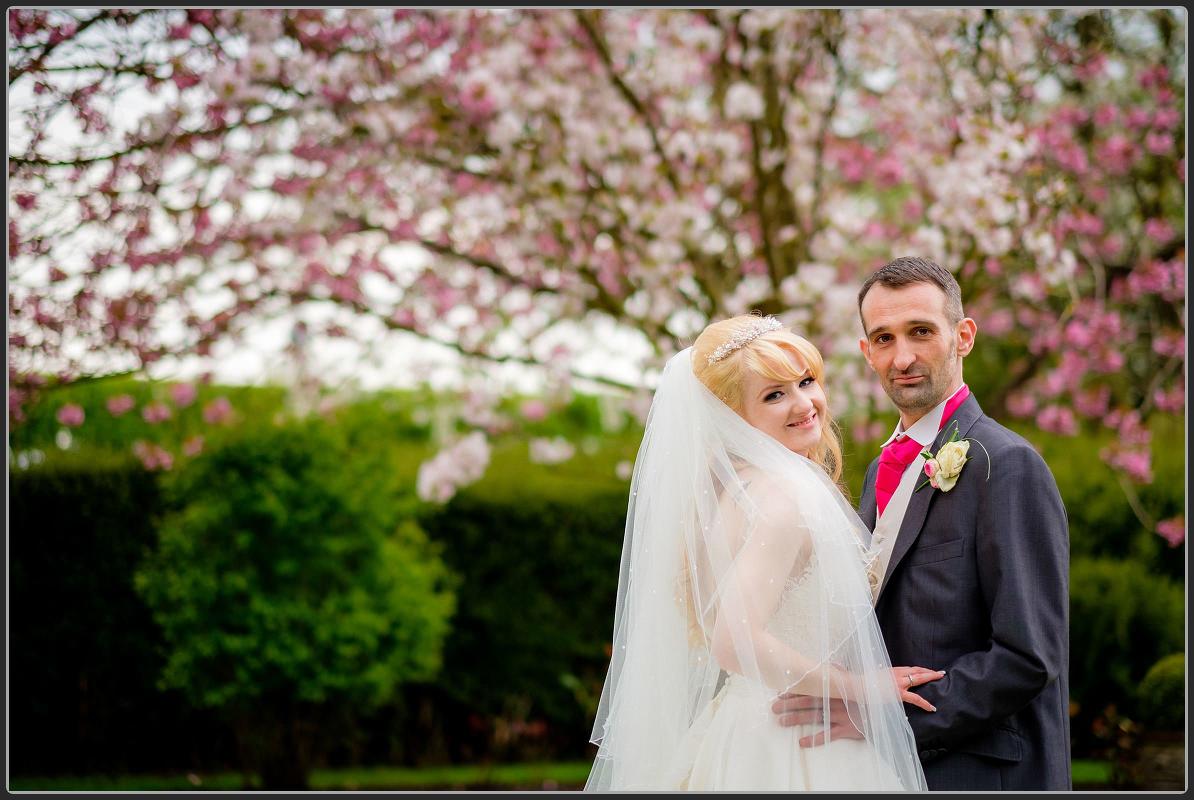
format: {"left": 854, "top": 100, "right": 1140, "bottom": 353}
{"left": 706, "top": 486, "right": 858, "bottom": 699}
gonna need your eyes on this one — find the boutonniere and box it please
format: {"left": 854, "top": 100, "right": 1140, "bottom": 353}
{"left": 917, "top": 421, "right": 990, "bottom": 493}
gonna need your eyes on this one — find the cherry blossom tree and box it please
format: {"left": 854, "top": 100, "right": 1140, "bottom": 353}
{"left": 8, "top": 9, "right": 1185, "bottom": 535}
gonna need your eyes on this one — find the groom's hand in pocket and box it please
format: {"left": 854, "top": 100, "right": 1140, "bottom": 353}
{"left": 770, "top": 695, "right": 864, "bottom": 747}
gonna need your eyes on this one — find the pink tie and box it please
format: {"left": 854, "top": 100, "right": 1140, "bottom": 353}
{"left": 875, "top": 386, "right": 971, "bottom": 517}
{"left": 875, "top": 435, "right": 925, "bottom": 516}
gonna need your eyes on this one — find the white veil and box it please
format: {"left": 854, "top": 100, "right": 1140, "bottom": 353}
{"left": 585, "top": 348, "right": 926, "bottom": 791}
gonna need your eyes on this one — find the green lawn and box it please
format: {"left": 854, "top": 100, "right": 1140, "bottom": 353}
{"left": 12, "top": 759, "right": 1113, "bottom": 791}
{"left": 1072, "top": 758, "right": 1113, "bottom": 788}
{"left": 10, "top": 761, "right": 594, "bottom": 791}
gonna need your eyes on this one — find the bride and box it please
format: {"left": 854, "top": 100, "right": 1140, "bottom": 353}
{"left": 585, "top": 314, "right": 940, "bottom": 791}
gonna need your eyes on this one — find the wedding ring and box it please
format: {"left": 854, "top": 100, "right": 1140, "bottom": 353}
{"left": 907, "top": 675, "right": 914, "bottom": 688}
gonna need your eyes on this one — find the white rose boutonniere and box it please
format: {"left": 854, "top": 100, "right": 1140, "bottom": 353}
{"left": 918, "top": 422, "right": 990, "bottom": 494}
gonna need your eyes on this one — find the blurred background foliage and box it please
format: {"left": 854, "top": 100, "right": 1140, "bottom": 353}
{"left": 8, "top": 375, "right": 1184, "bottom": 786}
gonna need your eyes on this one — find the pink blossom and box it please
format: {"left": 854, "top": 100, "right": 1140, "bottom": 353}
{"left": 1063, "top": 320, "right": 1094, "bottom": 349}
{"left": 923, "top": 460, "right": 937, "bottom": 478}
{"left": 133, "top": 440, "right": 174, "bottom": 472}
{"left": 1144, "top": 132, "right": 1171, "bottom": 155}
{"left": 1092, "top": 104, "right": 1119, "bottom": 126}
{"left": 1138, "top": 63, "right": 1169, "bottom": 89}
{"left": 1105, "top": 447, "right": 1151, "bottom": 483}
{"left": 1027, "top": 325, "right": 1061, "bottom": 356}
{"left": 1125, "top": 107, "right": 1152, "bottom": 129}
{"left": 1152, "top": 332, "right": 1185, "bottom": 359}
{"left": 872, "top": 154, "right": 905, "bottom": 188}
{"left": 416, "top": 432, "right": 491, "bottom": 503}
{"left": 1152, "top": 385, "right": 1184, "bottom": 414}
{"left": 1073, "top": 53, "right": 1106, "bottom": 80}
{"left": 172, "top": 71, "right": 200, "bottom": 91}
{"left": 1006, "top": 393, "right": 1036, "bottom": 418}
{"left": 1095, "top": 135, "right": 1138, "bottom": 175}
{"left": 1128, "top": 258, "right": 1185, "bottom": 302}
{"left": 1115, "top": 410, "right": 1150, "bottom": 447}
{"left": 56, "top": 403, "right": 85, "bottom": 427}
{"left": 142, "top": 402, "right": 172, "bottom": 424}
{"left": 863, "top": 220, "right": 886, "bottom": 239}
{"left": 1143, "top": 218, "right": 1174, "bottom": 242}
{"left": 529, "top": 436, "right": 575, "bottom": 465}
{"left": 1152, "top": 106, "right": 1181, "bottom": 131}
{"left": 1037, "top": 405, "right": 1078, "bottom": 436}
{"left": 107, "top": 394, "right": 136, "bottom": 416}
{"left": 1094, "top": 349, "right": 1125, "bottom": 373}
{"left": 9, "top": 389, "right": 27, "bottom": 423}
{"left": 840, "top": 159, "right": 867, "bottom": 183}
{"left": 1073, "top": 386, "right": 1111, "bottom": 417}
{"left": 182, "top": 436, "right": 205, "bottom": 457}
{"left": 1099, "top": 234, "right": 1124, "bottom": 260}
{"left": 983, "top": 309, "right": 1014, "bottom": 336}
{"left": 170, "top": 382, "right": 197, "bottom": 407}
{"left": 202, "top": 396, "right": 232, "bottom": 424}
{"left": 520, "top": 399, "right": 548, "bottom": 421}
{"left": 1156, "top": 517, "right": 1185, "bottom": 548}
{"left": 1053, "top": 143, "right": 1089, "bottom": 175}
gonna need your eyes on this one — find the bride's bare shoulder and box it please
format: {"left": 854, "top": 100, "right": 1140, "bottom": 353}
{"left": 722, "top": 465, "right": 798, "bottom": 518}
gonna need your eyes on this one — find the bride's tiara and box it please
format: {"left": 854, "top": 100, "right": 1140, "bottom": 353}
{"left": 707, "top": 315, "right": 784, "bottom": 365}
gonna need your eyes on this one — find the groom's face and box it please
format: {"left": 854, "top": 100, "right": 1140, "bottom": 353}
{"left": 858, "top": 282, "right": 975, "bottom": 421}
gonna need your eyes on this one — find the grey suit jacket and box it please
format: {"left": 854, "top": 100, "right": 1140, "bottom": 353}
{"left": 859, "top": 394, "right": 1071, "bottom": 791}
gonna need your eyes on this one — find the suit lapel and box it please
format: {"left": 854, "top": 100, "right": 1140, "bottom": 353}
{"left": 859, "top": 459, "right": 878, "bottom": 532}
{"left": 876, "top": 394, "right": 985, "bottom": 603}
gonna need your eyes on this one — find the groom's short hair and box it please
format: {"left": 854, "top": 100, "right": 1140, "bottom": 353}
{"left": 857, "top": 256, "right": 965, "bottom": 325}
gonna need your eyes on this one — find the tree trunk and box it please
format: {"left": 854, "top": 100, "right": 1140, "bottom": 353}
{"left": 233, "top": 704, "right": 313, "bottom": 790}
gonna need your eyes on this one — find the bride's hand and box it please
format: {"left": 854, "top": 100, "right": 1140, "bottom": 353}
{"left": 891, "top": 666, "right": 946, "bottom": 712}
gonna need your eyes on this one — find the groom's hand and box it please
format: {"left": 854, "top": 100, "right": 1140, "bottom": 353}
{"left": 769, "top": 695, "right": 864, "bottom": 747}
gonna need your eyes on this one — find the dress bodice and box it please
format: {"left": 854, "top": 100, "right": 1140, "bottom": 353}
{"left": 765, "top": 553, "right": 826, "bottom": 649}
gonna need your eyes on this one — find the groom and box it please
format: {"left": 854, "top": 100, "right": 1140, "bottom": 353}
{"left": 773, "top": 256, "right": 1071, "bottom": 790}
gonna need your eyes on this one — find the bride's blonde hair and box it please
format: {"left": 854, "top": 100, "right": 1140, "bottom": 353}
{"left": 691, "top": 314, "right": 844, "bottom": 487}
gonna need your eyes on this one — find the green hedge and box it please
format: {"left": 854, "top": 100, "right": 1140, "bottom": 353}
{"left": 9, "top": 451, "right": 236, "bottom": 774}
{"left": 413, "top": 475, "right": 627, "bottom": 761}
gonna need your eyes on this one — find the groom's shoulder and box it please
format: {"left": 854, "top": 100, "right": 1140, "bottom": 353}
{"left": 970, "top": 414, "right": 1058, "bottom": 479}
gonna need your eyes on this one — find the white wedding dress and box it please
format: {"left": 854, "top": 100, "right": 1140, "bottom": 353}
{"left": 672, "top": 552, "right": 906, "bottom": 791}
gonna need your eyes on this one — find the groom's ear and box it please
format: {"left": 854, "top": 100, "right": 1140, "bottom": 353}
{"left": 955, "top": 317, "right": 977, "bottom": 357}
{"left": 858, "top": 336, "right": 874, "bottom": 369}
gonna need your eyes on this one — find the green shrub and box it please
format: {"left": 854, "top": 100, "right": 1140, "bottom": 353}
{"left": 1069, "top": 557, "right": 1184, "bottom": 722}
{"left": 1137, "top": 653, "right": 1184, "bottom": 731}
{"left": 134, "top": 420, "right": 455, "bottom": 787}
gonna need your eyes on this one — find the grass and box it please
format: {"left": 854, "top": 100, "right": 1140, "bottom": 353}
{"left": 1072, "top": 758, "right": 1114, "bottom": 788}
{"left": 12, "top": 759, "right": 1113, "bottom": 791}
{"left": 9, "top": 761, "right": 595, "bottom": 791}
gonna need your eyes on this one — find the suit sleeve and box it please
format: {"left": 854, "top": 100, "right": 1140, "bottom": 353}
{"left": 907, "top": 442, "right": 1069, "bottom": 747}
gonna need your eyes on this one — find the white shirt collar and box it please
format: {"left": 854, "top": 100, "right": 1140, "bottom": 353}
{"left": 879, "top": 383, "right": 968, "bottom": 449}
